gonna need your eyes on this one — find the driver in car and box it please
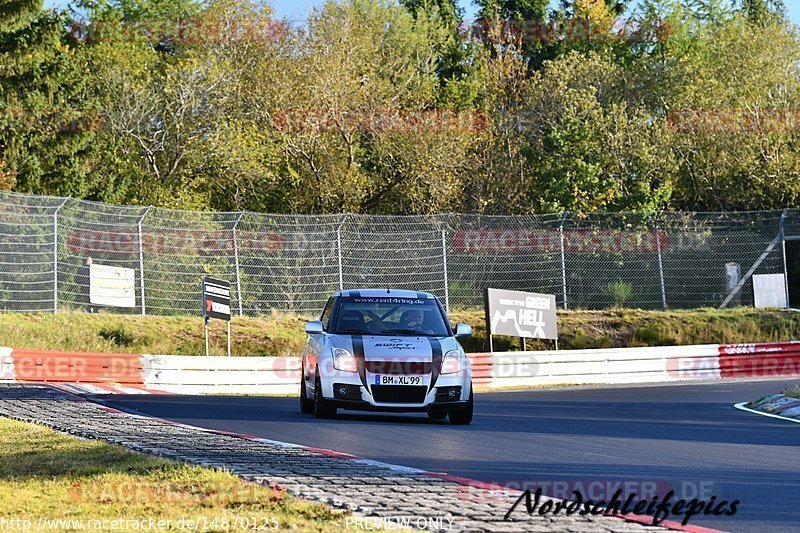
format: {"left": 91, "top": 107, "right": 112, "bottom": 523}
{"left": 399, "top": 309, "right": 433, "bottom": 334}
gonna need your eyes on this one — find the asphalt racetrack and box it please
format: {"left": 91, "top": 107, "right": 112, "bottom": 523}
{"left": 102, "top": 380, "right": 799, "bottom": 532}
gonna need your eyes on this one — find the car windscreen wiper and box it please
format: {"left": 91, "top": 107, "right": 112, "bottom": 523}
{"left": 334, "top": 329, "right": 370, "bottom": 335}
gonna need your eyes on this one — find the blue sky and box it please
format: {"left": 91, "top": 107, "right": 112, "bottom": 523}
{"left": 44, "top": 0, "right": 800, "bottom": 25}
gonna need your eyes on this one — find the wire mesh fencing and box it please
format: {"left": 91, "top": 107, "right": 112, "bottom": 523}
{"left": 0, "top": 190, "right": 797, "bottom": 316}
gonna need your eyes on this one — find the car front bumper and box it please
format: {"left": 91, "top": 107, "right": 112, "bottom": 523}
{"left": 320, "top": 365, "right": 471, "bottom": 410}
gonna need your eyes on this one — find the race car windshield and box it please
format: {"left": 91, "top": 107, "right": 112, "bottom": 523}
{"left": 333, "top": 297, "right": 449, "bottom": 337}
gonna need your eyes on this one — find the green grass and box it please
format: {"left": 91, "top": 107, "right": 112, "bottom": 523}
{"left": 0, "top": 307, "right": 798, "bottom": 356}
{"left": 0, "top": 311, "right": 308, "bottom": 357}
{"left": 0, "top": 417, "right": 345, "bottom": 531}
{"left": 454, "top": 306, "right": 800, "bottom": 353}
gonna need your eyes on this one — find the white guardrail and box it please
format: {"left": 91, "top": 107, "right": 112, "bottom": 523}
{"left": 142, "top": 345, "right": 723, "bottom": 393}
{"left": 3, "top": 342, "right": 797, "bottom": 395}
{"left": 143, "top": 355, "right": 301, "bottom": 395}
{"left": 489, "top": 344, "right": 721, "bottom": 388}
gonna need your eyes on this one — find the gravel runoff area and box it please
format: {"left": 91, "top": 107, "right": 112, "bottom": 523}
{"left": 0, "top": 384, "right": 670, "bottom": 533}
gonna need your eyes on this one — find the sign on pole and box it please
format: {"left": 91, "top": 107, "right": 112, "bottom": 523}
{"left": 202, "top": 277, "right": 232, "bottom": 356}
{"left": 90, "top": 264, "right": 136, "bottom": 308}
{"left": 485, "top": 288, "right": 558, "bottom": 352}
{"left": 203, "top": 277, "right": 231, "bottom": 321}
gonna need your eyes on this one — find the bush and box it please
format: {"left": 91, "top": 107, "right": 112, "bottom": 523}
{"left": 602, "top": 280, "right": 635, "bottom": 307}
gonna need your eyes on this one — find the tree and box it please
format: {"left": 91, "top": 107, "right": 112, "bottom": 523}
{"left": 684, "top": 0, "right": 733, "bottom": 23}
{"left": 543, "top": 0, "right": 637, "bottom": 63}
{"left": 399, "top": 0, "right": 482, "bottom": 109}
{"left": 521, "top": 51, "right": 676, "bottom": 213}
{"left": 667, "top": 16, "right": 800, "bottom": 210}
{"left": 476, "top": 0, "right": 549, "bottom": 20}
{"left": 738, "top": 0, "right": 786, "bottom": 23}
{"left": 400, "top": 0, "right": 459, "bottom": 27}
{"left": 242, "top": 0, "right": 481, "bottom": 214}
{"left": 0, "top": 0, "right": 96, "bottom": 196}
{"left": 460, "top": 32, "right": 531, "bottom": 212}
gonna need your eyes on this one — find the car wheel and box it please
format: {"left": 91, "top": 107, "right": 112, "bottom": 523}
{"left": 448, "top": 385, "right": 473, "bottom": 425}
{"left": 300, "top": 365, "right": 314, "bottom": 414}
{"left": 427, "top": 407, "right": 448, "bottom": 420}
{"left": 313, "top": 371, "right": 337, "bottom": 419}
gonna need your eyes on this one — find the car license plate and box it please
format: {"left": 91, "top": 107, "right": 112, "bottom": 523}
{"left": 374, "top": 375, "right": 421, "bottom": 386}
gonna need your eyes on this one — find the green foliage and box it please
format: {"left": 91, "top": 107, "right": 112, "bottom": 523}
{"left": 476, "top": 0, "right": 549, "bottom": 20}
{"left": 508, "top": 51, "right": 676, "bottom": 213}
{"left": 0, "top": 0, "right": 97, "bottom": 197}
{"left": 447, "top": 280, "right": 483, "bottom": 308}
{"left": 1, "top": 0, "right": 800, "bottom": 214}
{"left": 685, "top": 0, "right": 734, "bottom": 23}
{"left": 738, "top": 0, "right": 786, "bottom": 23}
{"left": 666, "top": 16, "right": 800, "bottom": 210}
{"left": 602, "top": 280, "right": 635, "bottom": 306}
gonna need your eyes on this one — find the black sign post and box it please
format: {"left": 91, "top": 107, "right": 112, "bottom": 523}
{"left": 202, "top": 277, "right": 232, "bottom": 356}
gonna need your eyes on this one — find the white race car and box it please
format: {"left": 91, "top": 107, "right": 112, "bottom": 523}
{"left": 300, "top": 289, "right": 474, "bottom": 424}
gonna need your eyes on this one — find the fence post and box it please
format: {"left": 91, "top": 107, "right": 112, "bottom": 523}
{"left": 442, "top": 227, "right": 450, "bottom": 312}
{"left": 655, "top": 212, "right": 667, "bottom": 309}
{"left": 233, "top": 212, "right": 244, "bottom": 317}
{"left": 336, "top": 214, "right": 348, "bottom": 291}
{"left": 52, "top": 198, "right": 69, "bottom": 314}
{"left": 781, "top": 208, "right": 790, "bottom": 308}
{"left": 560, "top": 212, "right": 568, "bottom": 310}
{"left": 137, "top": 206, "right": 152, "bottom": 316}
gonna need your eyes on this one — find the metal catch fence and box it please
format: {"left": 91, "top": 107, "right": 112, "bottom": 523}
{"left": 0, "top": 191, "right": 797, "bottom": 315}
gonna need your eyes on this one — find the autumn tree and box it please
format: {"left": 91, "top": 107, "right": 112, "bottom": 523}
{"left": 522, "top": 51, "right": 676, "bottom": 213}
{"left": 666, "top": 16, "right": 800, "bottom": 210}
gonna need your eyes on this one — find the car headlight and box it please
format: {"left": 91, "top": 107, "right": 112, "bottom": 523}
{"left": 333, "top": 348, "right": 357, "bottom": 372}
{"left": 441, "top": 350, "right": 462, "bottom": 374}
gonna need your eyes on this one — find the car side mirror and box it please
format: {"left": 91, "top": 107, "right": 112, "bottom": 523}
{"left": 455, "top": 323, "right": 472, "bottom": 337}
{"left": 305, "top": 320, "right": 324, "bottom": 334}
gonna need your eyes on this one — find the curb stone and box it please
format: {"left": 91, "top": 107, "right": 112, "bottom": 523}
{"left": 736, "top": 393, "right": 800, "bottom": 424}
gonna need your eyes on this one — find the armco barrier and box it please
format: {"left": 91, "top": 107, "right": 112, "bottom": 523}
{"left": 7, "top": 348, "right": 143, "bottom": 385}
{"left": 719, "top": 342, "right": 800, "bottom": 379}
{"left": 0, "top": 343, "right": 797, "bottom": 394}
{"left": 468, "top": 353, "right": 492, "bottom": 386}
{"left": 142, "top": 354, "right": 300, "bottom": 395}
{"left": 143, "top": 353, "right": 493, "bottom": 395}
{"left": 487, "top": 344, "right": 723, "bottom": 388}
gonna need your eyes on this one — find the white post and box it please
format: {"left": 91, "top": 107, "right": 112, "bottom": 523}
{"left": 52, "top": 198, "right": 69, "bottom": 314}
{"left": 233, "top": 213, "right": 244, "bottom": 317}
{"left": 781, "top": 209, "right": 790, "bottom": 308}
{"left": 560, "top": 212, "right": 568, "bottom": 310}
{"left": 138, "top": 206, "right": 152, "bottom": 316}
{"left": 442, "top": 228, "right": 450, "bottom": 312}
{"left": 204, "top": 321, "right": 209, "bottom": 357}
{"left": 227, "top": 320, "right": 231, "bottom": 357}
{"left": 336, "top": 215, "right": 348, "bottom": 291}
{"left": 655, "top": 216, "right": 667, "bottom": 310}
